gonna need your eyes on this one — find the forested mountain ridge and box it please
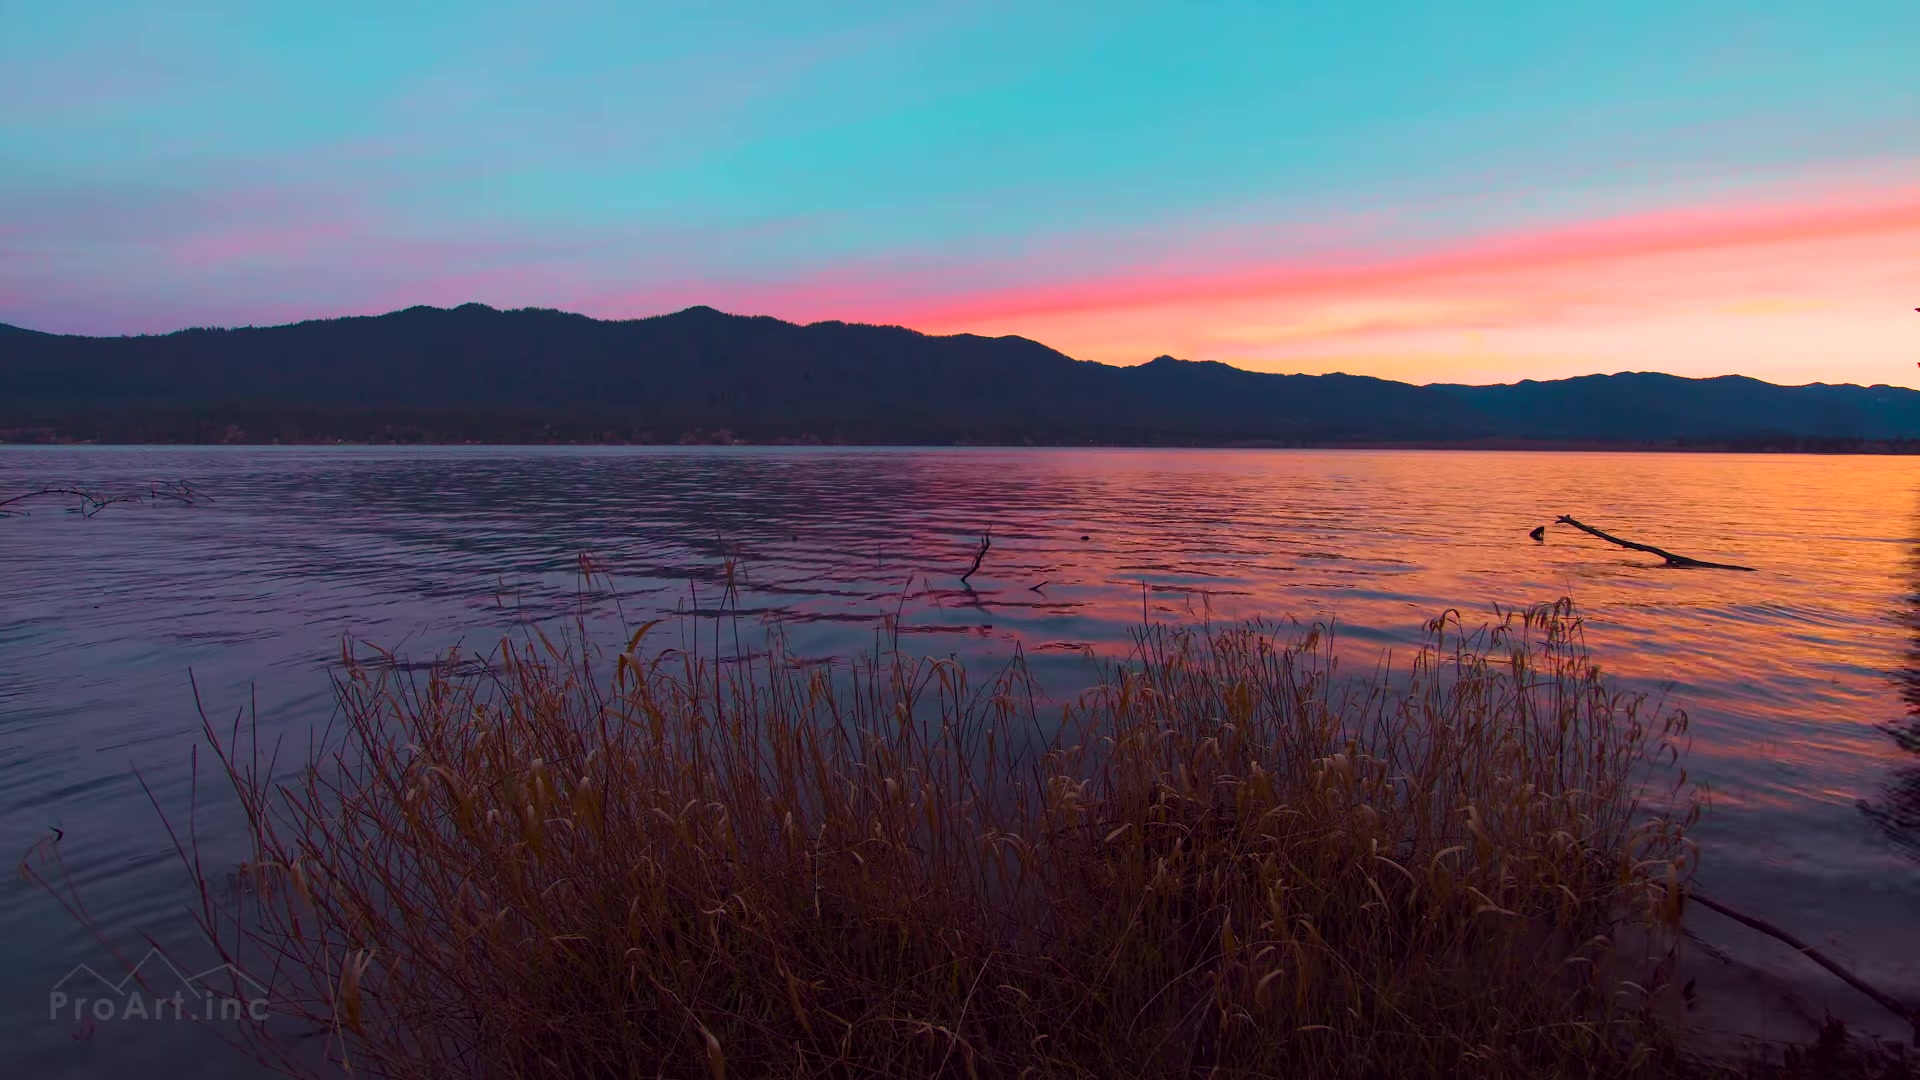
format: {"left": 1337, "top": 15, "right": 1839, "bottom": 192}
{"left": 2, "top": 304, "right": 1913, "bottom": 448}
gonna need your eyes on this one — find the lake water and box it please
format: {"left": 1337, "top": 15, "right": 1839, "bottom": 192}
{"left": 2, "top": 445, "right": 1917, "bottom": 1074}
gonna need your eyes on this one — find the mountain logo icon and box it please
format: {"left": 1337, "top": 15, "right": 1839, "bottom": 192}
{"left": 49, "top": 949, "right": 272, "bottom": 1024}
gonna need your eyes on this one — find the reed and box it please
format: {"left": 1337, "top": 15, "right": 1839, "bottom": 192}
{"left": 134, "top": 599, "right": 1706, "bottom": 1077}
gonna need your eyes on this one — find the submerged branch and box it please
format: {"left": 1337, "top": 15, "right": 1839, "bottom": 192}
{"left": 959, "top": 529, "right": 991, "bottom": 584}
{"left": 1555, "top": 515, "right": 1756, "bottom": 571}
{"left": 1687, "top": 889, "right": 1919, "bottom": 1044}
{"left": 0, "top": 480, "right": 210, "bottom": 518}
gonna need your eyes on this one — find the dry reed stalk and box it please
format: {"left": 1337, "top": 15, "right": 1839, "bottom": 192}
{"left": 31, "top": 596, "right": 1701, "bottom": 1079}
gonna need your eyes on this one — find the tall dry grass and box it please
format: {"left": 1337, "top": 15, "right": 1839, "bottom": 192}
{"left": 111, "top": 599, "right": 1702, "bottom": 1077}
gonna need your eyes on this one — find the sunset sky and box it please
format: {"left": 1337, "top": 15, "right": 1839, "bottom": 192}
{"left": 3, "top": 1, "right": 1916, "bottom": 386}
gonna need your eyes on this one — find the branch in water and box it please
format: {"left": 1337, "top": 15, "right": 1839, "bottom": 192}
{"left": 959, "top": 530, "right": 991, "bottom": 584}
{"left": 1554, "top": 515, "right": 1755, "bottom": 571}
{"left": 1687, "top": 888, "right": 1918, "bottom": 1044}
{"left": 0, "top": 480, "right": 210, "bottom": 518}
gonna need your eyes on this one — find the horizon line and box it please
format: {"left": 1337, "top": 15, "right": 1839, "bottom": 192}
{"left": 2, "top": 301, "right": 1908, "bottom": 394}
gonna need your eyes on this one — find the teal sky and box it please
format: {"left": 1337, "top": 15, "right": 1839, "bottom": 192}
{"left": 2, "top": 1, "right": 1917, "bottom": 383}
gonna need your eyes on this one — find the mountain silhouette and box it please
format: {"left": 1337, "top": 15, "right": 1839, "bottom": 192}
{"left": 1, "top": 304, "right": 1915, "bottom": 447}
{"left": 1437, "top": 372, "right": 1920, "bottom": 443}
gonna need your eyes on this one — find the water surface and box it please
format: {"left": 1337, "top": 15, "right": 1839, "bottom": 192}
{"left": 3, "top": 446, "right": 1916, "bottom": 1073}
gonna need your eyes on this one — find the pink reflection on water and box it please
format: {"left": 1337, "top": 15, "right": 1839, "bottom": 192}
{"left": 1, "top": 446, "right": 1917, "bottom": 1052}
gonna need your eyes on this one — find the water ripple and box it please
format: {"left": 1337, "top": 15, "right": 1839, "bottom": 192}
{"left": 3, "top": 445, "right": 1919, "bottom": 1067}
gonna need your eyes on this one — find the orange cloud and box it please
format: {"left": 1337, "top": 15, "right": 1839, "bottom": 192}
{"left": 898, "top": 187, "right": 1920, "bottom": 388}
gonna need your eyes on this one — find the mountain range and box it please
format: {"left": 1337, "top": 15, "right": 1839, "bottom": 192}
{"left": 2, "top": 303, "right": 1914, "bottom": 448}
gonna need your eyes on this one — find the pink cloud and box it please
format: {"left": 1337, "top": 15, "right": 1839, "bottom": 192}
{"left": 559, "top": 176, "right": 1920, "bottom": 387}
{"left": 846, "top": 184, "right": 1920, "bottom": 387}
{"left": 890, "top": 189, "right": 1920, "bottom": 325}
{"left": 558, "top": 179, "right": 1920, "bottom": 387}
{"left": 8, "top": 159, "right": 1918, "bottom": 390}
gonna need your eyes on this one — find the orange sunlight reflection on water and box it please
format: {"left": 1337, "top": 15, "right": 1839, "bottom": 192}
{"left": 2, "top": 446, "right": 1917, "bottom": 1062}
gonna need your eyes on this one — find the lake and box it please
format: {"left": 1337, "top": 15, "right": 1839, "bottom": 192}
{"left": 2, "top": 445, "right": 1916, "bottom": 1074}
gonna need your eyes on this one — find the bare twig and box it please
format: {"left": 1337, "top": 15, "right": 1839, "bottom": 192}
{"left": 1555, "top": 515, "right": 1755, "bottom": 571}
{"left": 959, "top": 530, "right": 991, "bottom": 584}
{"left": 1688, "top": 888, "right": 1919, "bottom": 1044}
{"left": 0, "top": 480, "right": 209, "bottom": 518}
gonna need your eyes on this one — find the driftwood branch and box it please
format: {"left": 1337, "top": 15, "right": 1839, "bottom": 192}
{"left": 1555, "top": 515, "right": 1755, "bottom": 571}
{"left": 0, "top": 480, "right": 209, "bottom": 518}
{"left": 1688, "top": 888, "right": 1918, "bottom": 1043}
{"left": 959, "top": 530, "right": 991, "bottom": 584}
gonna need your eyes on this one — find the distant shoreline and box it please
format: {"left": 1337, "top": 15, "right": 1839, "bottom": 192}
{"left": 8, "top": 305, "right": 1919, "bottom": 453}
{"left": 5, "top": 433, "right": 1918, "bottom": 454}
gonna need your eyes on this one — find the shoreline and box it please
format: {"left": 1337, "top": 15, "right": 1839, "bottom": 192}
{"left": 5, "top": 435, "right": 1919, "bottom": 454}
